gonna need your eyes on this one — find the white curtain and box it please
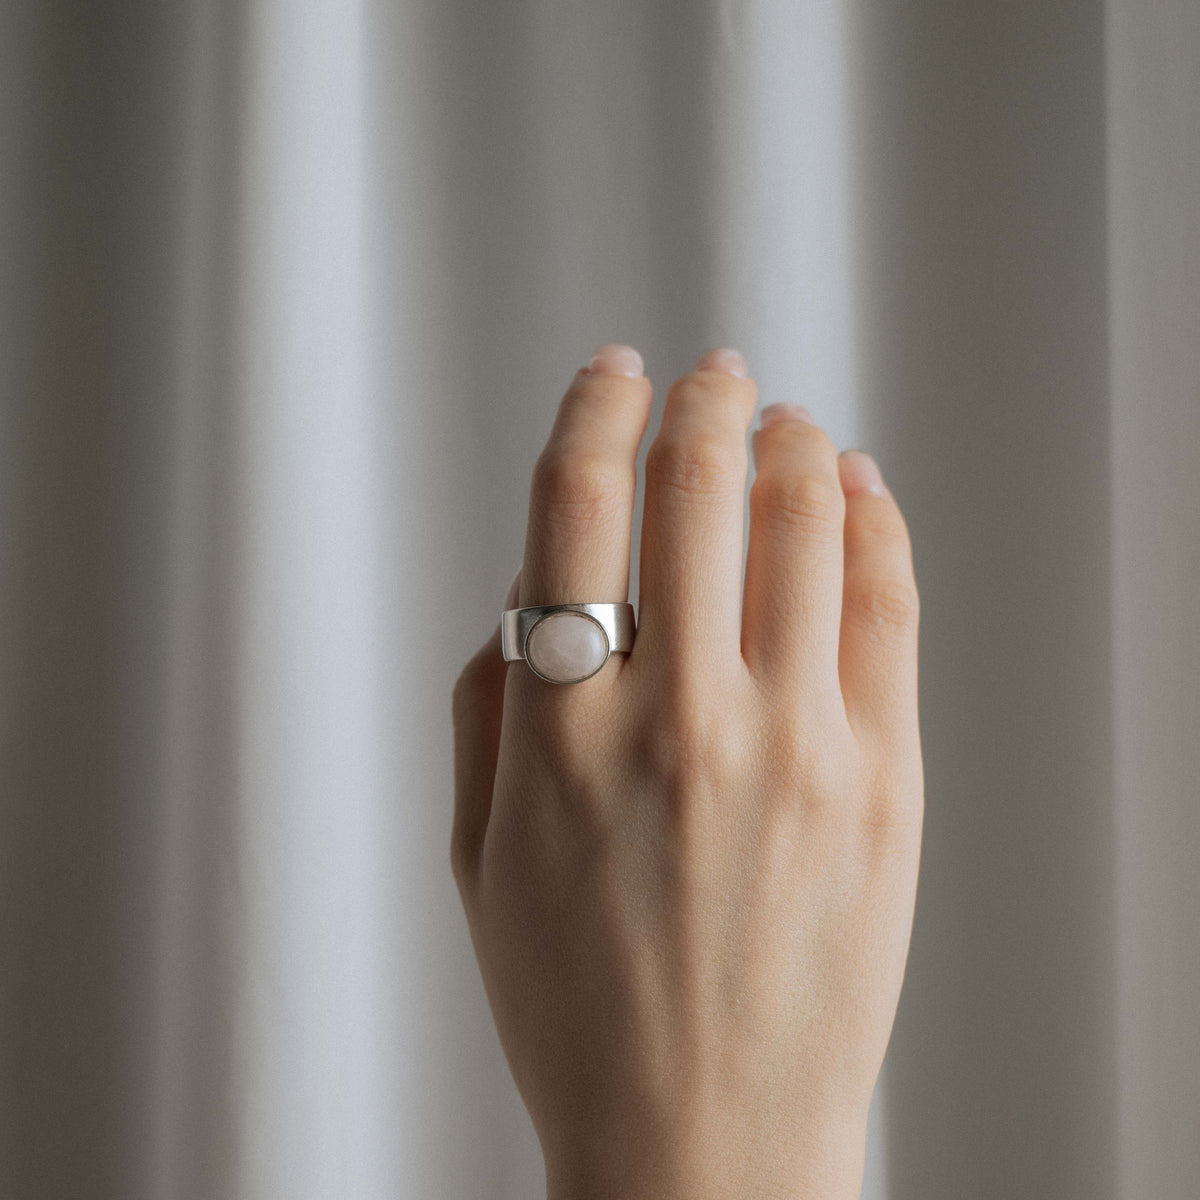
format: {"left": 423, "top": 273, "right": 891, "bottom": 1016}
{"left": 2, "top": 2, "right": 1196, "bottom": 1197}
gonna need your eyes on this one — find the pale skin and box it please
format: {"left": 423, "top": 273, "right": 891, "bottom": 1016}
{"left": 451, "top": 343, "right": 923, "bottom": 1200}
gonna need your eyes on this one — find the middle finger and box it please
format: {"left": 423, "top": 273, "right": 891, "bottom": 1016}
{"left": 634, "top": 349, "right": 758, "bottom": 674}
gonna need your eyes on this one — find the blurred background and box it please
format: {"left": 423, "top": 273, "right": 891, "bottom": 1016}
{"left": 1, "top": 1, "right": 1197, "bottom": 1197}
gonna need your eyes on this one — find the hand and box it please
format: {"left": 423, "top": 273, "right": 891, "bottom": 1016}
{"left": 451, "top": 344, "right": 923, "bottom": 1200}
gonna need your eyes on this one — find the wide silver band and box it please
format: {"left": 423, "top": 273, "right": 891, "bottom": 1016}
{"left": 501, "top": 602, "right": 635, "bottom": 684}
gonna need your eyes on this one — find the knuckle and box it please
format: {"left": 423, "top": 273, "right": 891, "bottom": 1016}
{"left": 844, "top": 577, "right": 920, "bottom": 636}
{"left": 758, "top": 418, "right": 838, "bottom": 459}
{"left": 645, "top": 433, "right": 742, "bottom": 500}
{"left": 532, "top": 448, "right": 626, "bottom": 527}
{"left": 813, "top": 424, "right": 838, "bottom": 457}
{"left": 636, "top": 679, "right": 738, "bottom": 800}
{"left": 568, "top": 372, "right": 649, "bottom": 411}
{"left": 668, "top": 370, "right": 738, "bottom": 406}
{"left": 799, "top": 421, "right": 838, "bottom": 459}
{"left": 451, "top": 649, "right": 499, "bottom": 725}
{"left": 767, "top": 727, "right": 846, "bottom": 818}
{"left": 767, "top": 738, "right": 823, "bottom": 801}
{"left": 850, "top": 502, "right": 912, "bottom": 552}
{"left": 451, "top": 663, "right": 482, "bottom": 725}
{"left": 856, "top": 763, "right": 924, "bottom": 853}
{"left": 531, "top": 690, "right": 609, "bottom": 764}
{"left": 751, "top": 473, "right": 844, "bottom": 542}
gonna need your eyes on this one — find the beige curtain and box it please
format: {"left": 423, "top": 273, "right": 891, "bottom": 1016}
{"left": 1, "top": 2, "right": 1196, "bottom": 1197}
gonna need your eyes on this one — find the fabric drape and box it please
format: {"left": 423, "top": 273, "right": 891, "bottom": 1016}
{"left": 2, "top": 2, "right": 1196, "bottom": 1197}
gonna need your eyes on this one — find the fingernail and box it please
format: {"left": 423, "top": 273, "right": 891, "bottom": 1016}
{"left": 758, "top": 402, "right": 813, "bottom": 429}
{"left": 694, "top": 347, "right": 749, "bottom": 377}
{"left": 838, "top": 449, "right": 887, "bottom": 497}
{"left": 504, "top": 567, "right": 522, "bottom": 610}
{"left": 586, "top": 343, "right": 644, "bottom": 378}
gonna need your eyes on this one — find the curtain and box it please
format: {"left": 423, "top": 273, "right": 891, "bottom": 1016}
{"left": 1, "top": 2, "right": 1196, "bottom": 1197}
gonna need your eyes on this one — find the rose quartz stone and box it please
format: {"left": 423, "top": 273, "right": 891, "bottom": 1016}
{"left": 525, "top": 612, "right": 608, "bottom": 682}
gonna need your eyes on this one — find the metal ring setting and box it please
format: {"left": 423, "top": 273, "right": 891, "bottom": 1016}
{"left": 501, "top": 602, "right": 636, "bottom": 684}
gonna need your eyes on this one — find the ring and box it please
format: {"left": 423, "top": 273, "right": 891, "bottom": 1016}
{"left": 501, "top": 602, "right": 636, "bottom": 684}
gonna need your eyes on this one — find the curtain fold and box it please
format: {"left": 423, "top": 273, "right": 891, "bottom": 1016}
{"left": 846, "top": 4, "right": 1119, "bottom": 1195}
{"left": 1107, "top": 3, "right": 1200, "bottom": 1194}
{"left": 1, "top": 2, "right": 1195, "bottom": 1197}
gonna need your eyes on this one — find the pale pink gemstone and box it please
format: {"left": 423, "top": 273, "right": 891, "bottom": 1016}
{"left": 525, "top": 612, "right": 608, "bottom": 682}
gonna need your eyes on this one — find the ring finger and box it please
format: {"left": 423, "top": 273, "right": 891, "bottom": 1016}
{"left": 515, "top": 343, "right": 653, "bottom": 682}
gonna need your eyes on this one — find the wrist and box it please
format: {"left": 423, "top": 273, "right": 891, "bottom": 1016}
{"left": 543, "top": 1109, "right": 868, "bottom": 1200}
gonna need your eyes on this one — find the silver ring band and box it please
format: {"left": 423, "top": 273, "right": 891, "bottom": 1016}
{"left": 501, "top": 602, "right": 635, "bottom": 684}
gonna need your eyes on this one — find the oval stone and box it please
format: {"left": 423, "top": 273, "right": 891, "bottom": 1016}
{"left": 525, "top": 611, "right": 609, "bottom": 682}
